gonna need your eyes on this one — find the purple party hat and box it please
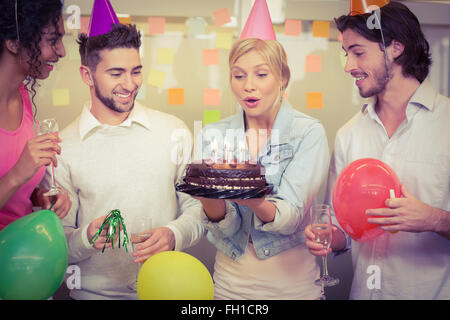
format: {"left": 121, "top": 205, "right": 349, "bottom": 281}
{"left": 88, "top": 0, "right": 120, "bottom": 37}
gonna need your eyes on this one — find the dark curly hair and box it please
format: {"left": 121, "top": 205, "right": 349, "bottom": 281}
{"left": 335, "top": 1, "right": 432, "bottom": 82}
{"left": 0, "top": 0, "right": 63, "bottom": 116}
{"left": 77, "top": 23, "right": 141, "bottom": 71}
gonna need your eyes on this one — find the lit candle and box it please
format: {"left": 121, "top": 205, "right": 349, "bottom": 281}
{"left": 238, "top": 141, "right": 246, "bottom": 163}
{"left": 224, "top": 140, "right": 232, "bottom": 163}
{"left": 210, "top": 138, "right": 218, "bottom": 162}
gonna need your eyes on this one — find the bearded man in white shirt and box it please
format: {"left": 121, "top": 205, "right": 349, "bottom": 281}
{"left": 45, "top": 23, "right": 205, "bottom": 300}
{"left": 305, "top": 1, "right": 449, "bottom": 299}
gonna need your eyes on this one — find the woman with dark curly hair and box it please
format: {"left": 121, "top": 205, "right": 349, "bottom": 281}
{"left": 0, "top": 0, "right": 70, "bottom": 229}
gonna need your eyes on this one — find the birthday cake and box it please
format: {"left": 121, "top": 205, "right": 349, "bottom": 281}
{"left": 185, "top": 161, "right": 266, "bottom": 190}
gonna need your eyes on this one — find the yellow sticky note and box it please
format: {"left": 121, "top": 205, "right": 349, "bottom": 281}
{"left": 52, "top": 89, "right": 70, "bottom": 106}
{"left": 284, "top": 20, "right": 302, "bottom": 37}
{"left": 215, "top": 32, "right": 233, "bottom": 50}
{"left": 203, "top": 110, "right": 221, "bottom": 125}
{"left": 312, "top": 21, "right": 330, "bottom": 39}
{"left": 147, "top": 69, "right": 165, "bottom": 88}
{"left": 148, "top": 17, "right": 165, "bottom": 35}
{"left": 157, "top": 48, "right": 174, "bottom": 65}
{"left": 204, "top": 89, "right": 221, "bottom": 106}
{"left": 168, "top": 88, "right": 185, "bottom": 105}
{"left": 306, "top": 92, "right": 323, "bottom": 109}
{"left": 203, "top": 49, "right": 219, "bottom": 66}
{"left": 305, "top": 55, "right": 322, "bottom": 73}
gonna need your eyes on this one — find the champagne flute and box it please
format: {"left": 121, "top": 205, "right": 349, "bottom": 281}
{"left": 37, "top": 118, "right": 62, "bottom": 205}
{"left": 129, "top": 216, "right": 152, "bottom": 287}
{"left": 310, "top": 204, "right": 340, "bottom": 291}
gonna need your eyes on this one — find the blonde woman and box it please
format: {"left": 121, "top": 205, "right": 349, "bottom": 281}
{"left": 194, "top": 38, "right": 333, "bottom": 299}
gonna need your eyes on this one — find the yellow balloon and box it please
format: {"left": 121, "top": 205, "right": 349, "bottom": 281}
{"left": 137, "top": 251, "right": 214, "bottom": 300}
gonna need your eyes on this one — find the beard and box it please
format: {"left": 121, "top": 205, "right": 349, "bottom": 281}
{"left": 359, "top": 57, "right": 392, "bottom": 98}
{"left": 93, "top": 77, "right": 137, "bottom": 113}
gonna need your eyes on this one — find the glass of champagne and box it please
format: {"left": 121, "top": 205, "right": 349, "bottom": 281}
{"left": 129, "top": 216, "right": 152, "bottom": 253}
{"left": 37, "top": 118, "right": 61, "bottom": 205}
{"left": 310, "top": 204, "right": 340, "bottom": 289}
{"left": 128, "top": 216, "right": 152, "bottom": 289}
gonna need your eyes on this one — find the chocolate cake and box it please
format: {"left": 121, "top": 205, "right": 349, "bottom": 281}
{"left": 185, "top": 161, "right": 266, "bottom": 190}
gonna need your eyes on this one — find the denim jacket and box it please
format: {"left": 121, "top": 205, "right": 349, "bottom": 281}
{"left": 194, "top": 100, "right": 330, "bottom": 260}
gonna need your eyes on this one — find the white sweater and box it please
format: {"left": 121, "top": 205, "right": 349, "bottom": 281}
{"left": 44, "top": 101, "right": 205, "bottom": 300}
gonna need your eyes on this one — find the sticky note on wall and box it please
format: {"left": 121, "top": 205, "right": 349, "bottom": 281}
{"left": 204, "top": 89, "right": 221, "bottom": 106}
{"left": 148, "top": 17, "right": 165, "bottom": 35}
{"left": 216, "top": 32, "right": 233, "bottom": 50}
{"left": 213, "top": 8, "right": 231, "bottom": 26}
{"left": 203, "top": 110, "right": 221, "bottom": 125}
{"left": 306, "top": 92, "right": 323, "bottom": 109}
{"left": 157, "top": 48, "right": 174, "bottom": 65}
{"left": 168, "top": 88, "right": 185, "bottom": 105}
{"left": 118, "top": 16, "right": 132, "bottom": 25}
{"left": 312, "top": 21, "right": 330, "bottom": 38}
{"left": 305, "top": 55, "right": 322, "bottom": 73}
{"left": 284, "top": 20, "right": 302, "bottom": 36}
{"left": 202, "top": 49, "right": 219, "bottom": 66}
{"left": 52, "top": 89, "right": 70, "bottom": 106}
{"left": 147, "top": 69, "right": 166, "bottom": 88}
{"left": 80, "top": 16, "right": 90, "bottom": 34}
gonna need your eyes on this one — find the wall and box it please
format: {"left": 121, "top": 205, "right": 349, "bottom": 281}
{"left": 43, "top": 0, "right": 449, "bottom": 300}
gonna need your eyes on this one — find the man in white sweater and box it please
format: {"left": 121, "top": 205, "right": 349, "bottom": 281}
{"left": 44, "top": 22, "right": 205, "bottom": 299}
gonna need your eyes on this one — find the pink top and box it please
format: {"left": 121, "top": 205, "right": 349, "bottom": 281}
{"left": 0, "top": 84, "right": 45, "bottom": 230}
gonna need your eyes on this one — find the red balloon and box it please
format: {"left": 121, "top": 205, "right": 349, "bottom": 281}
{"left": 332, "top": 158, "right": 401, "bottom": 242}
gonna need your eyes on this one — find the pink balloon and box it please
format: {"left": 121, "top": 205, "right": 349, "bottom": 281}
{"left": 332, "top": 158, "right": 402, "bottom": 242}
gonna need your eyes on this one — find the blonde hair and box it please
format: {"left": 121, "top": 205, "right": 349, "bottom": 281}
{"left": 228, "top": 38, "right": 291, "bottom": 90}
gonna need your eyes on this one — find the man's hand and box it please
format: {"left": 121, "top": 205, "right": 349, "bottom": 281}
{"left": 87, "top": 215, "right": 115, "bottom": 250}
{"left": 132, "top": 227, "right": 175, "bottom": 263}
{"left": 366, "top": 184, "right": 441, "bottom": 233}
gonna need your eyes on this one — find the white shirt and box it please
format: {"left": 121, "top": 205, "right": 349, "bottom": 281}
{"left": 326, "top": 80, "right": 450, "bottom": 299}
{"left": 213, "top": 243, "right": 321, "bottom": 300}
{"left": 45, "top": 101, "right": 205, "bottom": 300}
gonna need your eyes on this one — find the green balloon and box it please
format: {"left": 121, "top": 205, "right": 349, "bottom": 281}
{"left": 0, "top": 210, "right": 68, "bottom": 300}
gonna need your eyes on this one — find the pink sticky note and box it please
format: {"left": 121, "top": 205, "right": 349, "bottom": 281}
{"left": 80, "top": 16, "right": 90, "bottom": 34}
{"left": 148, "top": 17, "right": 165, "bottom": 35}
{"left": 284, "top": 20, "right": 302, "bottom": 37}
{"left": 305, "top": 55, "right": 322, "bottom": 73}
{"left": 203, "top": 49, "right": 219, "bottom": 66}
{"left": 204, "top": 89, "right": 221, "bottom": 106}
{"left": 213, "top": 8, "right": 231, "bottom": 27}
{"left": 338, "top": 32, "right": 343, "bottom": 42}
